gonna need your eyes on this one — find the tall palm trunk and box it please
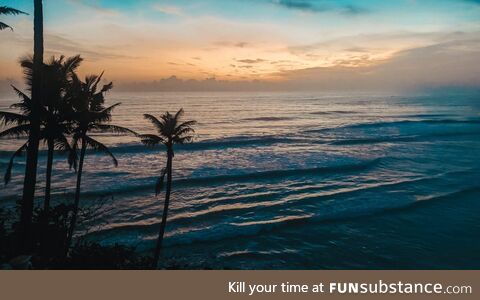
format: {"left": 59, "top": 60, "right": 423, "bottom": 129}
{"left": 44, "top": 138, "right": 54, "bottom": 212}
{"left": 19, "top": 0, "right": 43, "bottom": 251}
{"left": 152, "top": 146, "right": 173, "bottom": 269}
{"left": 65, "top": 138, "right": 86, "bottom": 254}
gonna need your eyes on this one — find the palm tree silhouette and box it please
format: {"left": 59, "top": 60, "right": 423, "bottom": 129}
{"left": 0, "top": 56, "right": 81, "bottom": 213}
{"left": 65, "top": 74, "right": 136, "bottom": 253}
{"left": 0, "top": 5, "right": 28, "bottom": 31}
{"left": 0, "top": 89, "right": 30, "bottom": 184}
{"left": 19, "top": 0, "right": 44, "bottom": 252}
{"left": 40, "top": 55, "right": 82, "bottom": 211}
{"left": 17, "top": 56, "right": 81, "bottom": 210}
{"left": 140, "top": 109, "right": 196, "bottom": 268}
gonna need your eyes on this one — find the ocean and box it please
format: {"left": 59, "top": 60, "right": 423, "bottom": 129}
{"left": 1, "top": 91, "right": 479, "bottom": 269}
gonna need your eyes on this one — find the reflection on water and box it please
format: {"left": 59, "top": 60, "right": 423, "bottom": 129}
{"left": 1, "top": 91, "right": 479, "bottom": 269}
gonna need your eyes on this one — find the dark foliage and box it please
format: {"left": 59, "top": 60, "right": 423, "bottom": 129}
{"left": 67, "top": 242, "right": 150, "bottom": 270}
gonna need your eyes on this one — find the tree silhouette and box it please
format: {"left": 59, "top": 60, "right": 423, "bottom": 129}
{"left": 140, "top": 109, "right": 196, "bottom": 268}
{"left": 19, "top": 0, "right": 43, "bottom": 251}
{"left": 65, "top": 74, "right": 136, "bottom": 254}
{"left": 0, "top": 6, "right": 28, "bottom": 31}
{"left": 0, "top": 56, "right": 81, "bottom": 213}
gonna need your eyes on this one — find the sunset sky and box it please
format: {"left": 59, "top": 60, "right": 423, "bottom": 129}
{"left": 1, "top": 0, "right": 480, "bottom": 91}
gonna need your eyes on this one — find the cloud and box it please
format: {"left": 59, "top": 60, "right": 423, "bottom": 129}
{"left": 269, "top": 0, "right": 368, "bottom": 15}
{"left": 213, "top": 41, "right": 250, "bottom": 48}
{"left": 116, "top": 75, "right": 276, "bottom": 92}
{"left": 9, "top": 32, "right": 138, "bottom": 62}
{"left": 68, "top": 0, "right": 119, "bottom": 16}
{"left": 278, "top": 36, "right": 480, "bottom": 91}
{"left": 113, "top": 35, "right": 480, "bottom": 92}
{"left": 236, "top": 58, "right": 267, "bottom": 64}
{"left": 341, "top": 4, "right": 368, "bottom": 15}
{"left": 152, "top": 5, "right": 185, "bottom": 16}
{"left": 272, "top": 0, "right": 318, "bottom": 11}
{"left": 235, "top": 42, "right": 249, "bottom": 48}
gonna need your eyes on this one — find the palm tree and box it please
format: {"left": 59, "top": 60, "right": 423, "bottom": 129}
{"left": 0, "top": 56, "right": 81, "bottom": 213}
{"left": 140, "top": 109, "right": 196, "bottom": 268}
{"left": 0, "top": 88, "right": 72, "bottom": 208}
{"left": 64, "top": 74, "right": 136, "bottom": 253}
{"left": 0, "top": 92, "right": 30, "bottom": 184}
{"left": 19, "top": 0, "right": 43, "bottom": 252}
{"left": 26, "top": 56, "right": 81, "bottom": 211}
{"left": 0, "top": 5, "right": 28, "bottom": 31}
{"left": 39, "top": 55, "right": 82, "bottom": 212}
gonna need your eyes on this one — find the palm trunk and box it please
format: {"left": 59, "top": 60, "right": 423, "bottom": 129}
{"left": 44, "top": 138, "right": 54, "bottom": 212}
{"left": 152, "top": 146, "right": 173, "bottom": 269}
{"left": 65, "top": 139, "right": 86, "bottom": 255}
{"left": 19, "top": 0, "right": 43, "bottom": 252}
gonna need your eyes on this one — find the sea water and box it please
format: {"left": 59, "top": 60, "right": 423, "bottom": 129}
{"left": 1, "top": 91, "right": 479, "bottom": 269}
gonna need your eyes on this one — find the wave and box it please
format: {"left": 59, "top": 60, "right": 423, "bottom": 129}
{"left": 44, "top": 157, "right": 382, "bottom": 201}
{"left": 310, "top": 111, "right": 358, "bottom": 115}
{"left": 294, "top": 185, "right": 480, "bottom": 230}
{"left": 90, "top": 213, "right": 314, "bottom": 248}
{"left": 111, "top": 136, "right": 300, "bottom": 153}
{"left": 304, "top": 118, "right": 480, "bottom": 134}
{"left": 339, "top": 119, "right": 480, "bottom": 129}
{"left": 330, "top": 131, "right": 480, "bottom": 145}
{"left": 165, "top": 172, "right": 448, "bottom": 224}
{"left": 176, "top": 158, "right": 381, "bottom": 186}
{"left": 399, "top": 114, "right": 453, "bottom": 118}
{"left": 241, "top": 116, "right": 294, "bottom": 122}
{"left": 91, "top": 183, "right": 480, "bottom": 249}
{"left": 0, "top": 136, "right": 302, "bottom": 158}
{"left": 109, "top": 136, "right": 297, "bottom": 153}
{"left": 2, "top": 119, "right": 478, "bottom": 157}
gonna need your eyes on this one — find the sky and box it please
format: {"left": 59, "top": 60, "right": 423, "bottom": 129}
{"left": 1, "top": 0, "right": 480, "bottom": 91}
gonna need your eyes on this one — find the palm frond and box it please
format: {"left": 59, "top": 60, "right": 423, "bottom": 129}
{"left": 0, "top": 124, "right": 30, "bottom": 139}
{"left": 90, "top": 124, "right": 137, "bottom": 136}
{"left": 4, "top": 142, "right": 28, "bottom": 185}
{"left": 63, "top": 55, "right": 83, "bottom": 74}
{"left": 54, "top": 134, "right": 72, "bottom": 152}
{"left": 174, "top": 108, "right": 185, "bottom": 120}
{"left": 143, "top": 114, "right": 164, "bottom": 132}
{"left": 11, "top": 85, "right": 31, "bottom": 102}
{"left": 160, "top": 111, "right": 174, "bottom": 124}
{"left": 0, "top": 111, "right": 28, "bottom": 126}
{"left": 101, "top": 102, "right": 122, "bottom": 115}
{"left": 10, "top": 86, "right": 33, "bottom": 115}
{"left": 0, "top": 6, "right": 28, "bottom": 16}
{"left": 175, "top": 120, "right": 197, "bottom": 130}
{"left": 142, "top": 110, "right": 196, "bottom": 146}
{"left": 139, "top": 134, "right": 163, "bottom": 146}
{"left": 0, "top": 21, "right": 12, "bottom": 31}
{"left": 174, "top": 127, "right": 195, "bottom": 139}
{"left": 91, "top": 71, "right": 104, "bottom": 94}
{"left": 19, "top": 56, "right": 34, "bottom": 87}
{"left": 84, "top": 75, "right": 98, "bottom": 91}
{"left": 84, "top": 135, "right": 118, "bottom": 167}
{"left": 173, "top": 135, "right": 195, "bottom": 144}
{"left": 101, "top": 82, "right": 113, "bottom": 93}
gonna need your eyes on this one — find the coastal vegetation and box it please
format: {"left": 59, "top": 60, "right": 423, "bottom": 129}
{"left": 0, "top": 5, "right": 27, "bottom": 31}
{"left": 0, "top": 1, "right": 194, "bottom": 269}
{"left": 140, "top": 109, "right": 196, "bottom": 268}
